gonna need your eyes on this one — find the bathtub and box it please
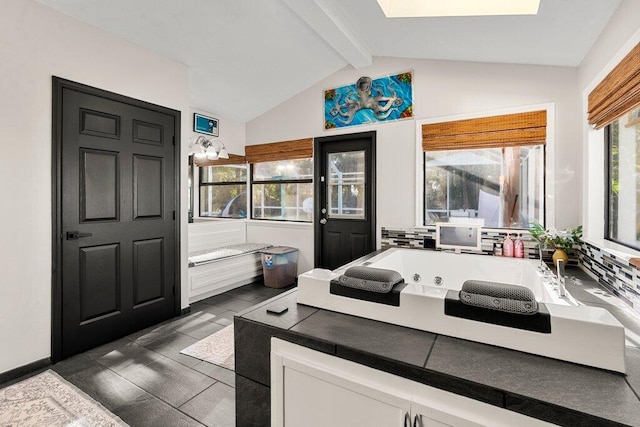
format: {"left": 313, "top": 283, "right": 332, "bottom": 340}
{"left": 357, "top": 248, "right": 573, "bottom": 306}
{"left": 297, "top": 248, "right": 626, "bottom": 373}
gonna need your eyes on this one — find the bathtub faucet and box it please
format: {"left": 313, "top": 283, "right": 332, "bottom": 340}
{"left": 556, "top": 259, "right": 567, "bottom": 297}
{"left": 537, "top": 242, "right": 545, "bottom": 270}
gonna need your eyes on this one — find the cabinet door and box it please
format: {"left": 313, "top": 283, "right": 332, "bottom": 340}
{"left": 281, "top": 363, "right": 410, "bottom": 427}
{"left": 410, "top": 395, "right": 552, "bottom": 427}
{"left": 411, "top": 401, "right": 482, "bottom": 427}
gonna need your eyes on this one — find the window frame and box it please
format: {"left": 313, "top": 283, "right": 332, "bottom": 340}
{"left": 198, "top": 164, "right": 248, "bottom": 219}
{"left": 415, "top": 104, "right": 554, "bottom": 230}
{"left": 421, "top": 146, "right": 545, "bottom": 228}
{"left": 188, "top": 155, "right": 195, "bottom": 223}
{"left": 249, "top": 160, "right": 313, "bottom": 223}
{"left": 604, "top": 121, "right": 640, "bottom": 251}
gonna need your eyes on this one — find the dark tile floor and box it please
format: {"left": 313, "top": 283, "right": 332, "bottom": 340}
{"left": 1, "top": 281, "right": 291, "bottom": 427}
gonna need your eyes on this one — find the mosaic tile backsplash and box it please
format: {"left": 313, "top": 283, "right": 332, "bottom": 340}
{"left": 381, "top": 226, "right": 579, "bottom": 265}
{"left": 381, "top": 227, "right": 640, "bottom": 314}
{"left": 580, "top": 241, "right": 640, "bottom": 314}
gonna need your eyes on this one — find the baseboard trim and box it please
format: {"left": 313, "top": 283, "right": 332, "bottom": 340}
{"left": 180, "top": 306, "right": 191, "bottom": 316}
{"left": 0, "top": 358, "right": 51, "bottom": 386}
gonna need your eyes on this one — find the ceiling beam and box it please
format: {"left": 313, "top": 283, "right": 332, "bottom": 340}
{"left": 282, "top": 0, "right": 372, "bottom": 69}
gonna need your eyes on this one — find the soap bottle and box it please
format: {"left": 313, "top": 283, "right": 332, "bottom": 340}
{"left": 514, "top": 233, "right": 525, "bottom": 258}
{"left": 493, "top": 242, "right": 503, "bottom": 256}
{"left": 503, "top": 234, "right": 514, "bottom": 257}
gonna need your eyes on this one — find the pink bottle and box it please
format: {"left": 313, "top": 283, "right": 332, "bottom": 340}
{"left": 503, "top": 234, "right": 514, "bottom": 257}
{"left": 514, "top": 233, "right": 525, "bottom": 258}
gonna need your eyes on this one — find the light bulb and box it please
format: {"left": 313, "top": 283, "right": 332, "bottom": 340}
{"left": 206, "top": 146, "right": 218, "bottom": 160}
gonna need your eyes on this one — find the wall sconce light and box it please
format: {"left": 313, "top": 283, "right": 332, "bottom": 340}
{"left": 188, "top": 135, "right": 229, "bottom": 160}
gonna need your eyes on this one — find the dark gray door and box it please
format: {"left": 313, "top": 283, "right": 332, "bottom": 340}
{"left": 314, "top": 132, "right": 376, "bottom": 270}
{"left": 55, "top": 79, "right": 178, "bottom": 359}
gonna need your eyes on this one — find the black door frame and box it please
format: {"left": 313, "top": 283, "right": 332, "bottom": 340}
{"left": 51, "top": 77, "right": 182, "bottom": 363}
{"left": 313, "top": 131, "right": 376, "bottom": 268}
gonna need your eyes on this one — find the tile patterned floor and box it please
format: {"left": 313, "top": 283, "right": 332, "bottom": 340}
{"left": 1, "top": 281, "right": 291, "bottom": 427}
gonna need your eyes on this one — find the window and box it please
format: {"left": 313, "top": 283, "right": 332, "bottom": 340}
{"left": 421, "top": 110, "right": 546, "bottom": 228}
{"left": 606, "top": 109, "right": 640, "bottom": 250}
{"left": 251, "top": 159, "right": 313, "bottom": 222}
{"left": 424, "top": 146, "right": 544, "bottom": 227}
{"left": 327, "top": 151, "right": 365, "bottom": 219}
{"left": 199, "top": 165, "right": 247, "bottom": 218}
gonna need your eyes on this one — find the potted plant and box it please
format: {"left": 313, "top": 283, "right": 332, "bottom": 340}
{"left": 529, "top": 223, "right": 583, "bottom": 265}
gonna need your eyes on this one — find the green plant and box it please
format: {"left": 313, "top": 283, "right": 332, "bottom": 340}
{"left": 529, "top": 223, "right": 583, "bottom": 253}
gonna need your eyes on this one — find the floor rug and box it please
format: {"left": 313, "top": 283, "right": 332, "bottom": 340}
{"left": 180, "top": 324, "right": 235, "bottom": 370}
{"left": 0, "top": 370, "right": 127, "bottom": 426}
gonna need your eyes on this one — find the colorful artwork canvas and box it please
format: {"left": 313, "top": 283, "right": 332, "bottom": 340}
{"left": 324, "top": 71, "right": 413, "bottom": 130}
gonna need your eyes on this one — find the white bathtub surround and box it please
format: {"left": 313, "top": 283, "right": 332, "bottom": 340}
{"left": 297, "top": 248, "right": 626, "bottom": 373}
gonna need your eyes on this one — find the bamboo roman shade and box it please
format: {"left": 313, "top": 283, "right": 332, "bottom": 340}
{"left": 422, "top": 110, "right": 547, "bottom": 152}
{"left": 245, "top": 138, "right": 313, "bottom": 163}
{"left": 193, "top": 153, "right": 246, "bottom": 167}
{"left": 588, "top": 42, "right": 640, "bottom": 129}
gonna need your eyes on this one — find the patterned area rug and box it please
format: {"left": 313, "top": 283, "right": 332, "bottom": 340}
{"left": 0, "top": 370, "right": 126, "bottom": 426}
{"left": 180, "top": 324, "right": 235, "bottom": 370}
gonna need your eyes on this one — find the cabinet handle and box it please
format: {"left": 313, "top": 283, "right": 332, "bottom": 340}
{"left": 413, "top": 414, "right": 420, "bottom": 427}
{"left": 404, "top": 412, "right": 411, "bottom": 427}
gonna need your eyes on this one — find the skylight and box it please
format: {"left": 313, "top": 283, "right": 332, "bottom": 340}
{"left": 376, "top": 0, "right": 541, "bottom": 18}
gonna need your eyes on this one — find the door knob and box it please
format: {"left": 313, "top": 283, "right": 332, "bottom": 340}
{"left": 66, "top": 231, "right": 93, "bottom": 240}
{"left": 319, "top": 218, "right": 327, "bottom": 224}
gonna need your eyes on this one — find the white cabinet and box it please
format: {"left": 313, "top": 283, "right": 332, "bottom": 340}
{"left": 410, "top": 400, "right": 480, "bottom": 427}
{"left": 281, "top": 363, "right": 409, "bottom": 426}
{"left": 271, "top": 339, "right": 555, "bottom": 427}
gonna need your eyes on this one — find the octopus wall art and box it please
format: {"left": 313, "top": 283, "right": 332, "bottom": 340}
{"left": 324, "top": 71, "right": 413, "bottom": 129}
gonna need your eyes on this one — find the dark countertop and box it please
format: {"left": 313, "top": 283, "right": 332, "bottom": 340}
{"left": 235, "top": 267, "right": 640, "bottom": 427}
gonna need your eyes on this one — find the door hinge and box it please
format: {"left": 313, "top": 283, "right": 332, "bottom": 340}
{"left": 173, "top": 211, "right": 176, "bottom": 220}
{"left": 172, "top": 135, "right": 176, "bottom": 146}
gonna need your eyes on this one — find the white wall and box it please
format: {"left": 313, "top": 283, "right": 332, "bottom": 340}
{"left": 246, "top": 222, "right": 314, "bottom": 274}
{"left": 0, "top": 0, "right": 190, "bottom": 375}
{"left": 189, "top": 107, "right": 246, "bottom": 156}
{"left": 578, "top": 0, "right": 640, "bottom": 246}
{"left": 247, "top": 56, "right": 582, "bottom": 266}
{"left": 189, "top": 107, "right": 247, "bottom": 219}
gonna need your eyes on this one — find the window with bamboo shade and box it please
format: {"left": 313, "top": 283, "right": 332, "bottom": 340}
{"left": 421, "top": 110, "right": 546, "bottom": 228}
{"left": 588, "top": 42, "right": 640, "bottom": 129}
{"left": 422, "top": 110, "right": 547, "bottom": 151}
{"left": 246, "top": 138, "right": 314, "bottom": 222}
{"left": 245, "top": 138, "right": 313, "bottom": 163}
{"left": 193, "top": 153, "right": 246, "bottom": 167}
{"left": 593, "top": 42, "right": 640, "bottom": 251}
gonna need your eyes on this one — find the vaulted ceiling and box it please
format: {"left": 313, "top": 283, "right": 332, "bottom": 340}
{"left": 35, "top": 0, "right": 622, "bottom": 122}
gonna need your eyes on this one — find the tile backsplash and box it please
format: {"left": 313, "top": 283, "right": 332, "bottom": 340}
{"left": 381, "top": 226, "right": 579, "bottom": 265}
{"left": 580, "top": 241, "right": 640, "bottom": 314}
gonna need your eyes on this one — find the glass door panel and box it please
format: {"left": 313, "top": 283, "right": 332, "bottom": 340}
{"left": 327, "top": 150, "right": 365, "bottom": 219}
